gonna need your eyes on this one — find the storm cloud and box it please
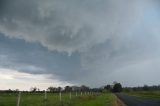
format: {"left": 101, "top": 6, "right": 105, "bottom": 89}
{"left": 0, "top": 0, "right": 155, "bottom": 54}
{"left": 0, "top": 0, "right": 160, "bottom": 87}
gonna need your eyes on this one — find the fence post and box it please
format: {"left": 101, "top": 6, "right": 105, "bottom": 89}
{"left": 59, "top": 92, "right": 62, "bottom": 101}
{"left": 16, "top": 92, "right": 21, "bottom": 106}
{"left": 44, "top": 90, "right": 47, "bottom": 100}
{"left": 69, "top": 92, "right": 72, "bottom": 99}
{"left": 76, "top": 92, "right": 77, "bottom": 96}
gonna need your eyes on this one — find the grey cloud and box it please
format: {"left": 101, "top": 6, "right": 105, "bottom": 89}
{"left": 0, "top": 34, "right": 83, "bottom": 83}
{"left": 0, "top": 0, "right": 160, "bottom": 87}
{"left": 0, "top": 0, "right": 154, "bottom": 54}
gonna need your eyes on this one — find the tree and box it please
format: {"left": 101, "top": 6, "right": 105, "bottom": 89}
{"left": 47, "top": 87, "right": 57, "bottom": 92}
{"left": 112, "top": 83, "right": 122, "bottom": 92}
{"left": 143, "top": 85, "right": 149, "bottom": 91}
{"left": 64, "top": 86, "right": 72, "bottom": 92}
{"left": 30, "top": 87, "right": 37, "bottom": 92}
{"left": 57, "top": 87, "right": 62, "bottom": 92}
{"left": 80, "top": 85, "right": 90, "bottom": 92}
{"left": 104, "top": 85, "right": 112, "bottom": 91}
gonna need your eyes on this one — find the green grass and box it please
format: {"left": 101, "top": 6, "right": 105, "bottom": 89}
{"left": 126, "top": 91, "right": 160, "bottom": 100}
{"left": 0, "top": 92, "right": 115, "bottom": 106}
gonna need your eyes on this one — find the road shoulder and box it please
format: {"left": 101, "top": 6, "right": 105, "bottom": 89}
{"left": 113, "top": 94, "right": 127, "bottom": 106}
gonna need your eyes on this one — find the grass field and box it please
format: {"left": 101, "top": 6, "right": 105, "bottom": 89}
{"left": 126, "top": 91, "right": 160, "bottom": 100}
{"left": 0, "top": 92, "right": 116, "bottom": 106}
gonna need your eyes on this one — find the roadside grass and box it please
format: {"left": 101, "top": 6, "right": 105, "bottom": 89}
{"left": 0, "top": 92, "right": 115, "bottom": 106}
{"left": 125, "top": 91, "right": 160, "bottom": 100}
{"left": 112, "top": 94, "right": 126, "bottom": 106}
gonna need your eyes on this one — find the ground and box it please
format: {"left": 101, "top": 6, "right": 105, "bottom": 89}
{"left": 0, "top": 92, "right": 116, "bottom": 106}
{"left": 116, "top": 92, "right": 160, "bottom": 106}
{"left": 126, "top": 91, "right": 160, "bottom": 100}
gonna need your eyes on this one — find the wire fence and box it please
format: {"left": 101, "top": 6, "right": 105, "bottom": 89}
{"left": 0, "top": 91, "right": 99, "bottom": 106}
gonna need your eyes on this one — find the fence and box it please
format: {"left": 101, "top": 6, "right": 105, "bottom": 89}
{"left": 0, "top": 91, "right": 99, "bottom": 106}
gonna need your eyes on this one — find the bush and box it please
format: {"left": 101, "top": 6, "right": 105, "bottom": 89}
{"left": 112, "top": 83, "right": 122, "bottom": 92}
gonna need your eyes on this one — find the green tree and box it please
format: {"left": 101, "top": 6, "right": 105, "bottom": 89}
{"left": 143, "top": 85, "right": 149, "bottom": 91}
{"left": 64, "top": 86, "right": 72, "bottom": 92}
{"left": 104, "top": 85, "right": 111, "bottom": 90}
{"left": 112, "top": 83, "right": 122, "bottom": 92}
{"left": 47, "top": 86, "right": 57, "bottom": 92}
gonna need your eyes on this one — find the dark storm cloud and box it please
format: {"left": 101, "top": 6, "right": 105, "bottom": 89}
{"left": 0, "top": 0, "right": 160, "bottom": 87}
{"left": 0, "top": 0, "right": 149, "bottom": 54}
{"left": 0, "top": 34, "right": 82, "bottom": 82}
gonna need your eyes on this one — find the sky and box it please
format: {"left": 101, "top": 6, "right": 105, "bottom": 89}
{"left": 0, "top": 0, "right": 160, "bottom": 90}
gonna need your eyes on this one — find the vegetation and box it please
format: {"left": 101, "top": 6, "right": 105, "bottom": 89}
{"left": 125, "top": 91, "right": 160, "bottom": 100}
{"left": 0, "top": 82, "right": 123, "bottom": 106}
{"left": 123, "top": 85, "right": 160, "bottom": 92}
{"left": 123, "top": 85, "right": 160, "bottom": 100}
{"left": 112, "top": 83, "right": 122, "bottom": 93}
{"left": 0, "top": 92, "right": 115, "bottom": 106}
{"left": 1, "top": 82, "right": 160, "bottom": 105}
{"left": 104, "top": 82, "right": 122, "bottom": 93}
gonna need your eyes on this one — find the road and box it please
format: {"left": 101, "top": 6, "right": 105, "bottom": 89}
{"left": 116, "top": 93, "right": 160, "bottom": 106}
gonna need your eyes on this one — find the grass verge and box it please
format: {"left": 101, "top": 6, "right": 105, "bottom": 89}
{"left": 112, "top": 94, "right": 126, "bottom": 106}
{"left": 0, "top": 92, "right": 115, "bottom": 106}
{"left": 126, "top": 91, "right": 160, "bottom": 100}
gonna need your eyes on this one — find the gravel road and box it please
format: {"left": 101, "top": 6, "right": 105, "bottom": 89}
{"left": 116, "top": 93, "right": 160, "bottom": 106}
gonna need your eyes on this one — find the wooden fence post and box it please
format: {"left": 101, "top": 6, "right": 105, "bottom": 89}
{"left": 44, "top": 90, "right": 47, "bottom": 100}
{"left": 16, "top": 92, "right": 21, "bottom": 106}
{"left": 59, "top": 92, "right": 62, "bottom": 101}
{"left": 69, "top": 92, "right": 72, "bottom": 99}
{"left": 76, "top": 92, "right": 77, "bottom": 96}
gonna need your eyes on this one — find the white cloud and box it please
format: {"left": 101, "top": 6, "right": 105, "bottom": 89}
{"left": 0, "top": 68, "right": 73, "bottom": 90}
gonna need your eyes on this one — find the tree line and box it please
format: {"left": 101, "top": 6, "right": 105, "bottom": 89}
{"left": 123, "top": 85, "right": 160, "bottom": 92}
{"left": 1, "top": 82, "right": 160, "bottom": 93}
{"left": 0, "top": 82, "right": 123, "bottom": 93}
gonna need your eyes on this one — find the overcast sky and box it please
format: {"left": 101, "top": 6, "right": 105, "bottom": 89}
{"left": 0, "top": 0, "right": 160, "bottom": 90}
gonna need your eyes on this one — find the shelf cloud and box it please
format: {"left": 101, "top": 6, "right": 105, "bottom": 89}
{"left": 0, "top": 0, "right": 160, "bottom": 87}
{"left": 0, "top": 0, "right": 156, "bottom": 54}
